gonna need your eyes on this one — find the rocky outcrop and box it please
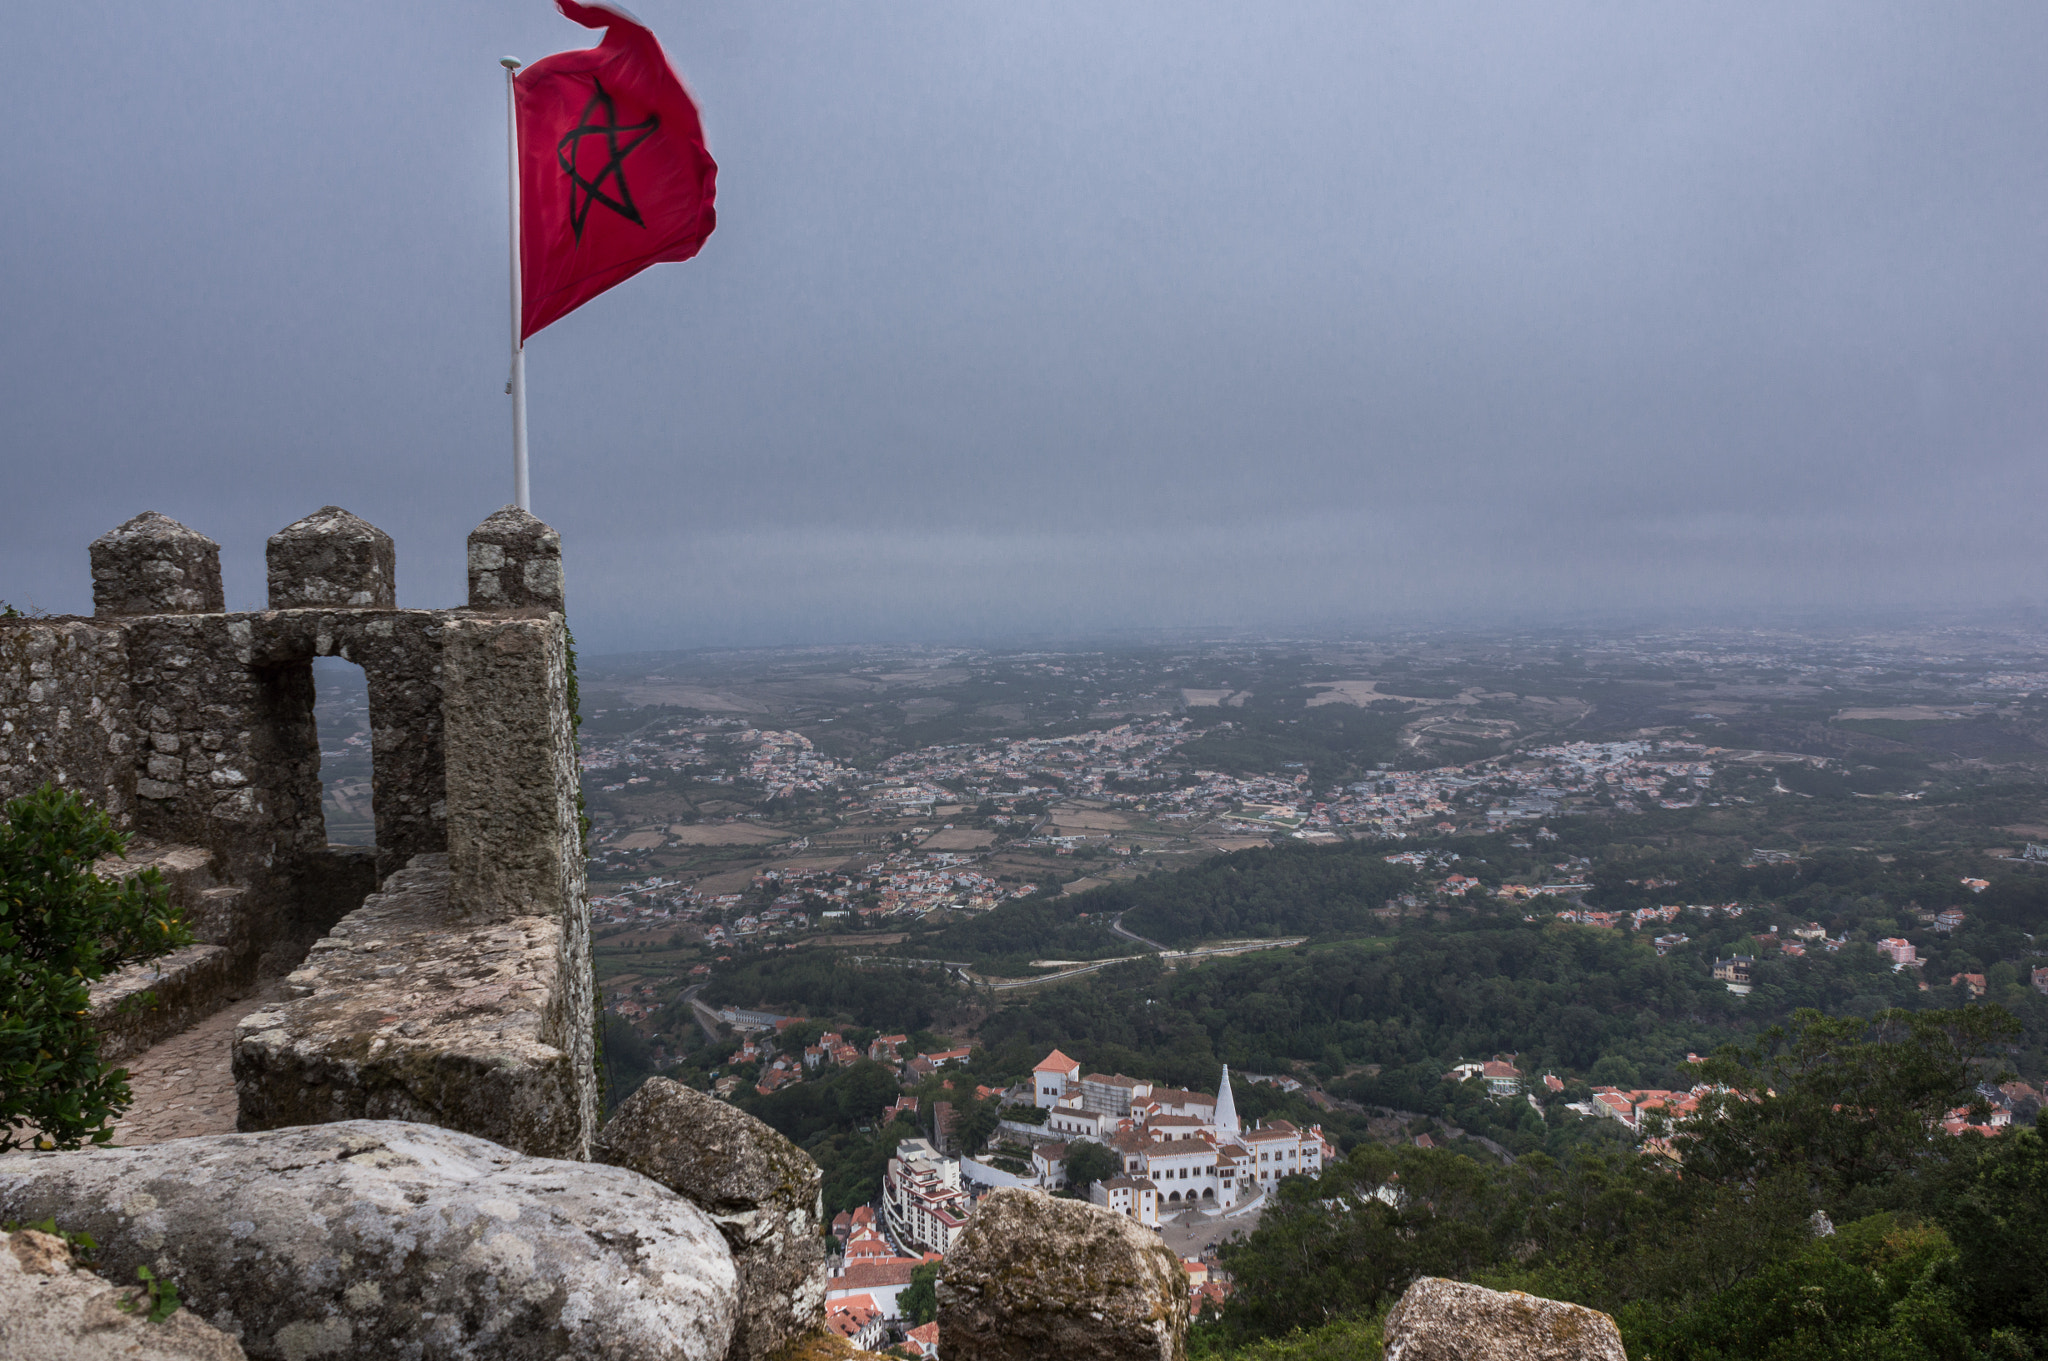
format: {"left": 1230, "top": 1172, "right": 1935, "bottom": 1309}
{"left": 595, "top": 1077, "right": 828, "bottom": 1361}
{"left": 937, "top": 1187, "right": 1187, "bottom": 1361}
{"left": 232, "top": 856, "right": 594, "bottom": 1161}
{"left": 1382, "top": 1278, "right": 1626, "bottom": 1361}
{"left": 0, "top": 1227, "right": 248, "bottom": 1360}
{"left": 0, "top": 1120, "right": 738, "bottom": 1361}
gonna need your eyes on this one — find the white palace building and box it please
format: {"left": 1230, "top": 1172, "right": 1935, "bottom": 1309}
{"left": 1032, "top": 1049, "right": 1334, "bottom": 1228}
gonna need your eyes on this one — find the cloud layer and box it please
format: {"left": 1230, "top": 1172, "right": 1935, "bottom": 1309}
{"left": 4, "top": 2, "right": 2044, "bottom": 649}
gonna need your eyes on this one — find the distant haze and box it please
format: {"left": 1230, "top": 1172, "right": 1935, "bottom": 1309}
{"left": 4, "top": 3, "right": 2045, "bottom": 651}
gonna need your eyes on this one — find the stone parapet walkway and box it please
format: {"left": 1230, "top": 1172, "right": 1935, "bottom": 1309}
{"left": 105, "top": 984, "right": 283, "bottom": 1146}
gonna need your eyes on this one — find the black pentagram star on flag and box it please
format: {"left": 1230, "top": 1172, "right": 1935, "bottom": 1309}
{"left": 515, "top": 0, "right": 717, "bottom": 339}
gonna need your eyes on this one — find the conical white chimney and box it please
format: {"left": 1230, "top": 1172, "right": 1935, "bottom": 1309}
{"left": 1215, "top": 1064, "right": 1240, "bottom": 1137}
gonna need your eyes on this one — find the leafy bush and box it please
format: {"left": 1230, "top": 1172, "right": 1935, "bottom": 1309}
{"left": 1629, "top": 1215, "right": 1968, "bottom": 1361}
{"left": 0, "top": 784, "right": 192, "bottom": 1150}
{"left": 1192, "top": 1314, "right": 1385, "bottom": 1361}
{"left": 1062, "top": 1140, "right": 1120, "bottom": 1193}
{"left": 899, "top": 1260, "right": 940, "bottom": 1326}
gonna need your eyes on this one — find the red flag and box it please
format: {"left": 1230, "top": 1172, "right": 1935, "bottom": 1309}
{"left": 516, "top": 1, "right": 717, "bottom": 340}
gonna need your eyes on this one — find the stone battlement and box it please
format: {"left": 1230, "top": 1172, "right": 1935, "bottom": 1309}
{"left": 0, "top": 504, "right": 594, "bottom": 1155}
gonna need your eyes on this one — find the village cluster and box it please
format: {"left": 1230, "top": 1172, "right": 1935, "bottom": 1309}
{"left": 810, "top": 1047, "right": 1331, "bottom": 1352}
{"left": 1304, "top": 739, "right": 1715, "bottom": 835}
{"left": 585, "top": 721, "right": 863, "bottom": 800}
{"left": 579, "top": 706, "right": 1731, "bottom": 845}
{"left": 589, "top": 847, "right": 1041, "bottom": 936}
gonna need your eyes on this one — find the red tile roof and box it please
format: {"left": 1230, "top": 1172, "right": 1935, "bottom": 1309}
{"left": 834, "top": 1259, "right": 925, "bottom": 1290}
{"left": 826, "top": 1296, "right": 883, "bottom": 1339}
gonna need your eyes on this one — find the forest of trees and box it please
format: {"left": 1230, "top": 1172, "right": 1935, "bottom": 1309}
{"left": 698, "top": 952, "right": 962, "bottom": 1031}
{"left": 893, "top": 893, "right": 1131, "bottom": 974}
{"left": 664, "top": 793, "right": 2048, "bottom": 1220}
{"left": 681, "top": 894, "right": 2048, "bottom": 1167}
{"left": 738, "top": 1059, "right": 928, "bottom": 1211}
{"left": 1103, "top": 841, "right": 1418, "bottom": 945}
{"left": 975, "top": 918, "right": 2048, "bottom": 1102}
{"left": 1205, "top": 1008, "right": 2046, "bottom": 1361}
{"left": 902, "top": 839, "right": 1421, "bottom": 961}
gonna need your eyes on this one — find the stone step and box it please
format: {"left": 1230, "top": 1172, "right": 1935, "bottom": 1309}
{"left": 88, "top": 943, "right": 236, "bottom": 1063}
{"left": 96, "top": 840, "right": 222, "bottom": 909}
{"left": 88, "top": 842, "right": 254, "bottom": 1060}
{"left": 94, "top": 839, "right": 253, "bottom": 950}
{"left": 186, "top": 884, "right": 250, "bottom": 949}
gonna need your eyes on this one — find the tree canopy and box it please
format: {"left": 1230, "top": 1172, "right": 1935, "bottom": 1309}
{"left": 1204, "top": 1005, "right": 2043, "bottom": 1360}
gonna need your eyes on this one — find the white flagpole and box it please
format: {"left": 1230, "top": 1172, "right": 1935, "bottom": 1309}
{"left": 502, "top": 56, "right": 531, "bottom": 512}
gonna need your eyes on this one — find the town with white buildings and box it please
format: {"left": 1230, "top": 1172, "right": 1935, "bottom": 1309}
{"left": 579, "top": 712, "right": 1735, "bottom": 881}
{"left": 807, "top": 1047, "right": 1340, "bottom": 1353}
{"left": 588, "top": 849, "right": 1039, "bottom": 936}
{"left": 1028, "top": 1050, "right": 1333, "bottom": 1224}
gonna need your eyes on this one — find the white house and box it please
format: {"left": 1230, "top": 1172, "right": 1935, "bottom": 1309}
{"left": 1046, "top": 1104, "right": 1121, "bottom": 1139}
{"left": 1241, "top": 1120, "right": 1323, "bottom": 1184}
{"left": 1034, "top": 1049, "right": 1081, "bottom": 1108}
{"left": 828, "top": 1258, "right": 928, "bottom": 1320}
{"left": 1031, "top": 1140, "right": 1068, "bottom": 1189}
{"left": 1143, "top": 1132, "right": 1223, "bottom": 1210}
{"left": 1092, "top": 1174, "right": 1161, "bottom": 1227}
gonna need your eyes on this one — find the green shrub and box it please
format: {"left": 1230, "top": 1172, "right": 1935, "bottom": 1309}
{"left": 0, "top": 783, "right": 192, "bottom": 1150}
{"left": 1193, "top": 1313, "right": 1385, "bottom": 1361}
{"left": 899, "top": 1260, "right": 940, "bottom": 1326}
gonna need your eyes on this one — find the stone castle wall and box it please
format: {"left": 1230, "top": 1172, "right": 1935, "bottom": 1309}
{"left": 0, "top": 504, "right": 597, "bottom": 1157}
{"left": 0, "top": 618, "right": 136, "bottom": 824}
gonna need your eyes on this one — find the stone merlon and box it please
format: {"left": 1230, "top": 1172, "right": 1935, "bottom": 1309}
{"left": 266, "top": 505, "right": 397, "bottom": 610}
{"left": 468, "top": 505, "right": 566, "bottom": 613}
{"left": 89, "top": 511, "right": 224, "bottom": 617}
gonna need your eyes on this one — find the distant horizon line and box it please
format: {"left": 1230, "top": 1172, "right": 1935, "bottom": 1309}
{"left": 577, "top": 603, "right": 2048, "bottom": 661}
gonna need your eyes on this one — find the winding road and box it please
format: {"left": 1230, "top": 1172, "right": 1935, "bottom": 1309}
{"left": 973, "top": 923, "right": 1312, "bottom": 991}
{"left": 681, "top": 982, "right": 724, "bottom": 1043}
{"left": 1109, "top": 912, "right": 1172, "bottom": 952}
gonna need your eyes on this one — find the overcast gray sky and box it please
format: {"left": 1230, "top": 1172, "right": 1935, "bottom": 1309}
{"left": 4, "top": 3, "right": 2045, "bottom": 651}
